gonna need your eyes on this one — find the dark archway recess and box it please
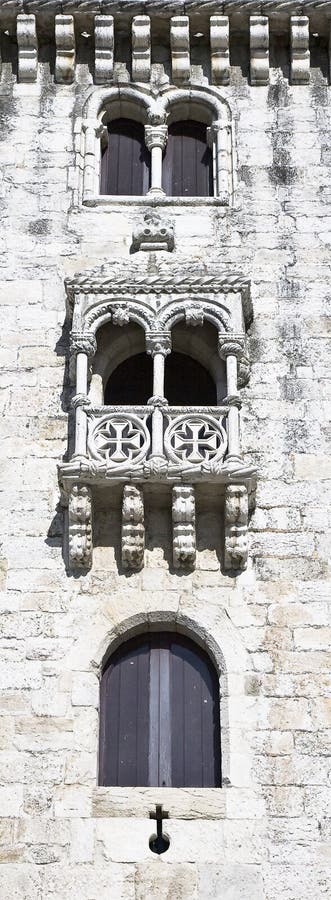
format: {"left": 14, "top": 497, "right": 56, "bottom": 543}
{"left": 100, "top": 118, "right": 151, "bottom": 196}
{"left": 162, "top": 120, "right": 213, "bottom": 197}
{"left": 99, "top": 632, "right": 221, "bottom": 788}
{"left": 104, "top": 352, "right": 217, "bottom": 406}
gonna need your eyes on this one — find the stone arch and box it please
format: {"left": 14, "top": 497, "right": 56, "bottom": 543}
{"left": 162, "top": 84, "right": 231, "bottom": 126}
{"left": 91, "top": 606, "right": 252, "bottom": 788}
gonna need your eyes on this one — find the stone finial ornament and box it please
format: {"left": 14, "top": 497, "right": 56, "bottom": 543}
{"left": 132, "top": 212, "right": 175, "bottom": 252}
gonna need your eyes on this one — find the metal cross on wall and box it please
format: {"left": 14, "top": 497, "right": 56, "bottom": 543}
{"left": 149, "top": 804, "right": 170, "bottom": 855}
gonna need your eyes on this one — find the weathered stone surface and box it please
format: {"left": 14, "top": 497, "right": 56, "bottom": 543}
{"left": 0, "top": 8, "right": 330, "bottom": 899}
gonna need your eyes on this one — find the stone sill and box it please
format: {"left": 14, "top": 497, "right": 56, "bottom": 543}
{"left": 83, "top": 195, "right": 230, "bottom": 209}
{"left": 92, "top": 786, "right": 227, "bottom": 820}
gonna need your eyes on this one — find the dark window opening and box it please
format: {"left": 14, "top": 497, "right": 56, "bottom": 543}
{"left": 163, "top": 120, "right": 213, "bottom": 197}
{"left": 165, "top": 352, "right": 217, "bottom": 405}
{"left": 100, "top": 118, "right": 151, "bottom": 196}
{"left": 99, "top": 632, "right": 221, "bottom": 788}
{"left": 104, "top": 352, "right": 216, "bottom": 406}
{"left": 104, "top": 353, "right": 153, "bottom": 405}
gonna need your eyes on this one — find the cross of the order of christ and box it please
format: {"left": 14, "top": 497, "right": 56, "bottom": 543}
{"left": 149, "top": 804, "right": 170, "bottom": 855}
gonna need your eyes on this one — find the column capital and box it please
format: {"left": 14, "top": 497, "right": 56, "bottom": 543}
{"left": 218, "top": 334, "right": 247, "bottom": 361}
{"left": 146, "top": 332, "right": 172, "bottom": 357}
{"left": 207, "top": 119, "right": 229, "bottom": 146}
{"left": 70, "top": 331, "right": 97, "bottom": 359}
{"left": 144, "top": 124, "right": 168, "bottom": 151}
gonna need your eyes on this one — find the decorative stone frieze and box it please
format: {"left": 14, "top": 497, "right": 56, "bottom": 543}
{"left": 172, "top": 485, "right": 196, "bottom": 568}
{"left": 224, "top": 483, "right": 248, "bottom": 571}
{"left": 55, "top": 14, "right": 75, "bottom": 84}
{"left": 132, "top": 212, "right": 175, "bottom": 253}
{"left": 210, "top": 16, "right": 230, "bottom": 86}
{"left": 132, "top": 15, "right": 151, "bottom": 83}
{"left": 121, "top": 485, "right": 145, "bottom": 570}
{"left": 250, "top": 16, "right": 269, "bottom": 86}
{"left": 68, "top": 484, "right": 93, "bottom": 569}
{"left": 170, "top": 16, "right": 190, "bottom": 83}
{"left": 290, "top": 15, "right": 310, "bottom": 84}
{"left": 17, "top": 14, "right": 37, "bottom": 83}
{"left": 94, "top": 15, "right": 114, "bottom": 84}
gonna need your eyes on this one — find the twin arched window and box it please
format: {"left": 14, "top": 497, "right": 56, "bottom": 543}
{"left": 100, "top": 118, "right": 213, "bottom": 198}
{"left": 99, "top": 632, "right": 221, "bottom": 788}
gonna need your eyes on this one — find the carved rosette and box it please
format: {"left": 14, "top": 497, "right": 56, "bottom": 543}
{"left": 121, "top": 485, "right": 145, "bottom": 570}
{"left": 68, "top": 484, "right": 93, "bottom": 569}
{"left": 224, "top": 484, "right": 248, "bottom": 571}
{"left": 172, "top": 485, "right": 196, "bottom": 568}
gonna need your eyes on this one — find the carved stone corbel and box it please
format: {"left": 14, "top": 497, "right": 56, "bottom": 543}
{"left": 17, "top": 14, "right": 38, "bottom": 82}
{"left": 132, "top": 211, "right": 174, "bottom": 253}
{"left": 132, "top": 15, "right": 151, "bottom": 83}
{"left": 172, "top": 485, "right": 196, "bottom": 569}
{"left": 210, "top": 16, "right": 229, "bottom": 86}
{"left": 250, "top": 16, "right": 269, "bottom": 86}
{"left": 224, "top": 484, "right": 248, "bottom": 571}
{"left": 170, "top": 16, "right": 190, "bottom": 83}
{"left": 68, "top": 484, "right": 93, "bottom": 569}
{"left": 121, "top": 485, "right": 145, "bottom": 569}
{"left": 290, "top": 16, "right": 310, "bottom": 84}
{"left": 94, "top": 15, "right": 114, "bottom": 84}
{"left": 55, "top": 15, "right": 75, "bottom": 84}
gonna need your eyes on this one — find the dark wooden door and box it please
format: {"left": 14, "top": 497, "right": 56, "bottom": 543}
{"left": 100, "top": 118, "right": 151, "bottom": 196}
{"left": 99, "top": 632, "right": 221, "bottom": 787}
{"left": 162, "top": 121, "right": 213, "bottom": 197}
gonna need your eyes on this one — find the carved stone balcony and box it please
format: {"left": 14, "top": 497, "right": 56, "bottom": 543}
{"left": 59, "top": 402, "right": 255, "bottom": 490}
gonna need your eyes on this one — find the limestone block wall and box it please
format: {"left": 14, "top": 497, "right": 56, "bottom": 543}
{"left": 0, "top": 13, "right": 330, "bottom": 900}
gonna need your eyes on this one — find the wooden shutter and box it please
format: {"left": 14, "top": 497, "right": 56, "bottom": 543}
{"left": 100, "top": 118, "right": 151, "bottom": 196}
{"left": 99, "top": 632, "right": 221, "bottom": 788}
{"left": 163, "top": 121, "right": 213, "bottom": 197}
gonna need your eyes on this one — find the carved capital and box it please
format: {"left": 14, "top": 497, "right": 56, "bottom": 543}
{"left": 207, "top": 119, "right": 228, "bottom": 147}
{"left": 71, "top": 393, "right": 91, "bottom": 410}
{"left": 70, "top": 332, "right": 97, "bottom": 359}
{"left": 144, "top": 124, "right": 168, "bottom": 151}
{"left": 146, "top": 332, "right": 172, "bottom": 357}
{"left": 218, "top": 335, "right": 247, "bottom": 361}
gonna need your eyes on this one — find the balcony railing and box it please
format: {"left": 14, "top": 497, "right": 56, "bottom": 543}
{"left": 83, "top": 403, "right": 230, "bottom": 480}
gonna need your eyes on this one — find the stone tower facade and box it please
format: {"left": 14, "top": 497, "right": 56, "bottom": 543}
{"left": 0, "top": 2, "right": 330, "bottom": 898}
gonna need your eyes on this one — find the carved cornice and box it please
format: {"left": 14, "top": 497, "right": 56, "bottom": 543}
{"left": 2, "top": 3, "right": 330, "bottom": 22}
{"left": 65, "top": 262, "right": 250, "bottom": 302}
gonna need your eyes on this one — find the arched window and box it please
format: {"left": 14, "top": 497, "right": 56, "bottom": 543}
{"left": 100, "top": 118, "right": 151, "bottom": 196}
{"left": 99, "top": 632, "right": 221, "bottom": 788}
{"left": 163, "top": 121, "right": 213, "bottom": 198}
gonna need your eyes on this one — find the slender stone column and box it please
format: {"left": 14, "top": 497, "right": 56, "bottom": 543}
{"left": 218, "top": 336, "right": 246, "bottom": 463}
{"left": 207, "top": 119, "right": 231, "bottom": 199}
{"left": 146, "top": 333, "right": 171, "bottom": 457}
{"left": 70, "top": 333, "right": 97, "bottom": 459}
{"left": 144, "top": 124, "right": 168, "bottom": 196}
